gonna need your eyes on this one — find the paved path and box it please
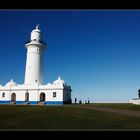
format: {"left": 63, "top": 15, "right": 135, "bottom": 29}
{"left": 70, "top": 106, "right": 140, "bottom": 118}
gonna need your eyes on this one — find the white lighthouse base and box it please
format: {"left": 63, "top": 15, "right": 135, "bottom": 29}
{"left": 128, "top": 99, "right": 140, "bottom": 105}
{"left": 0, "top": 77, "right": 72, "bottom": 105}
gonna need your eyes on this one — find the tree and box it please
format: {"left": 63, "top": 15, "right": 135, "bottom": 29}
{"left": 138, "top": 89, "right": 140, "bottom": 99}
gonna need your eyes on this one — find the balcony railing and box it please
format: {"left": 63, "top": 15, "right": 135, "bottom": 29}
{"left": 25, "top": 40, "right": 47, "bottom": 46}
{"left": 25, "top": 40, "right": 30, "bottom": 44}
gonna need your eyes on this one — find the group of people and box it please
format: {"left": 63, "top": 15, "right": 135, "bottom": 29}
{"left": 74, "top": 98, "right": 90, "bottom": 104}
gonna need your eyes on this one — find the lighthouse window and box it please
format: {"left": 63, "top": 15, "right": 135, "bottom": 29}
{"left": 53, "top": 92, "right": 56, "bottom": 97}
{"left": 34, "top": 39, "right": 36, "bottom": 41}
{"left": 35, "top": 80, "right": 37, "bottom": 82}
{"left": 2, "top": 93, "right": 5, "bottom": 97}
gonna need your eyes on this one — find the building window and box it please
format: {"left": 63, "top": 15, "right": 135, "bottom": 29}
{"left": 53, "top": 92, "right": 56, "bottom": 97}
{"left": 2, "top": 93, "right": 5, "bottom": 97}
{"left": 35, "top": 80, "right": 37, "bottom": 82}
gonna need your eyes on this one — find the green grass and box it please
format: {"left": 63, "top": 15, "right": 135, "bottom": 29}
{"left": 80, "top": 103, "right": 140, "bottom": 110}
{"left": 0, "top": 104, "right": 140, "bottom": 129}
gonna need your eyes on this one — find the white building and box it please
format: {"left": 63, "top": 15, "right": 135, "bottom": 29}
{"left": 128, "top": 99, "right": 140, "bottom": 105}
{"left": 0, "top": 25, "right": 72, "bottom": 105}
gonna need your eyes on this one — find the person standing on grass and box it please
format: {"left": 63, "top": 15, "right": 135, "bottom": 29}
{"left": 75, "top": 98, "right": 77, "bottom": 104}
{"left": 88, "top": 98, "right": 90, "bottom": 104}
{"left": 79, "top": 99, "right": 82, "bottom": 104}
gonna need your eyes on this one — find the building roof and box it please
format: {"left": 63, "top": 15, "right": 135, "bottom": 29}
{"left": 5, "top": 79, "right": 17, "bottom": 87}
{"left": 53, "top": 76, "right": 67, "bottom": 86}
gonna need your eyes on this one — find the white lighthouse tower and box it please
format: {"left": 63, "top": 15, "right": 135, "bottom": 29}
{"left": 0, "top": 25, "right": 72, "bottom": 105}
{"left": 24, "top": 25, "right": 46, "bottom": 85}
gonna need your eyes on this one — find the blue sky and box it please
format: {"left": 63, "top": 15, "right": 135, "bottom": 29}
{"left": 0, "top": 10, "right": 140, "bottom": 103}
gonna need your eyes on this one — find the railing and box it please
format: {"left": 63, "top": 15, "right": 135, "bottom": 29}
{"left": 25, "top": 40, "right": 30, "bottom": 44}
{"left": 25, "top": 40, "right": 47, "bottom": 45}
{"left": 133, "top": 98, "right": 139, "bottom": 100}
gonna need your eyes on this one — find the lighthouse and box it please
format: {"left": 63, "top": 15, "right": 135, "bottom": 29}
{"left": 0, "top": 25, "right": 72, "bottom": 105}
{"left": 24, "top": 25, "right": 46, "bottom": 85}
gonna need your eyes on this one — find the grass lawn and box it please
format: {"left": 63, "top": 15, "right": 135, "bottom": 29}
{"left": 0, "top": 104, "right": 140, "bottom": 129}
{"left": 80, "top": 103, "right": 140, "bottom": 110}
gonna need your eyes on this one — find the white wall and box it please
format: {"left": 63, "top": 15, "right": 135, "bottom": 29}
{"left": 24, "top": 45, "right": 44, "bottom": 85}
{"left": 0, "top": 88, "right": 63, "bottom": 102}
{"left": 0, "top": 83, "right": 71, "bottom": 104}
{"left": 63, "top": 90, "right": 71, "bottom": 102}
{"left": 0, "top": 91, "right": 10, "bottom": 101}
{"left": 128, "top": 99, "right": 140, "bottom": 105}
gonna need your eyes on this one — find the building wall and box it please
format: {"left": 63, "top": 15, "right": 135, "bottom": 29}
{"left": 63, "top": 90, "right": 71, "bottom": 103}
{"left": 39, "top": 89, "right": 63, "bottom": 105}
{"left": 0, "top": 88, "right": 64, "bottom": 105}
{"left": 0, "top": 91, "right": 10, "bottom": 103}
{"left": 24, "top": 45, "right": 44, "bottom": 85}
{"left": 128, "top": 99, "right": 140, "bottom": 105}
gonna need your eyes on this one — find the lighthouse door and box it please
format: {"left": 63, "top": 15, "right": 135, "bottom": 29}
{"left": 11, "top": 93, "right": 16, "bottom": 102}
{"left": 40, "top": 93, "right": 45, "bottom": 102}
{"left": 25, "top": 92, "right": 29, "bottom": 102}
